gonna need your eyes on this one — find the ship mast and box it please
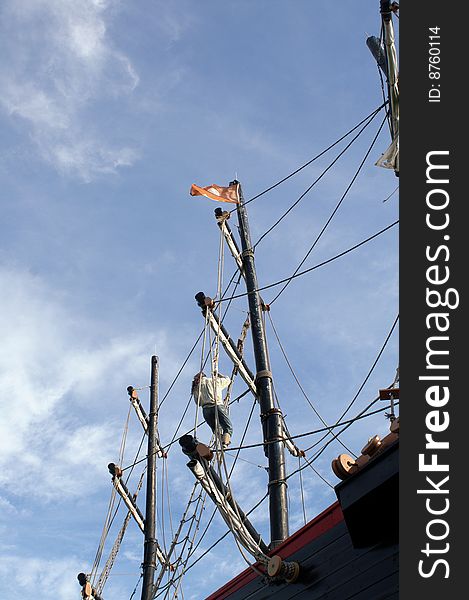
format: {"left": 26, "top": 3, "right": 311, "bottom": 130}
{"left": 234, "top": 181, "right": 289, "bottom": 547}
{"left": 141, "top": 355, "right": 159, "bottom": 600}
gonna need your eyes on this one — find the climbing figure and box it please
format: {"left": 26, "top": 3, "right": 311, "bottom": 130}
{"left": 192, "top": 372, "right": 233, "bottom": 448}
{"left": 77, "top": 573, "right": 103, "bottom": 600}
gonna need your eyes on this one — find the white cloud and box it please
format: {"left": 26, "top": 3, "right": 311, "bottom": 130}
{"left": 0, "top": 0, "right": 139, "bottom": 180}
{"left": 0, "top": 495, "right": 22, "bottom": 515}
{"left": 0, "top": 264, "right": 172, "bottom": 500}
{"left": 0, "top": 554, "right": 80, "bottom": 600}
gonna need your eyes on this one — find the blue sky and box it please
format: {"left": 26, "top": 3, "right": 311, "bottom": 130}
{"left": 0, "top": 2, "right": 398, "bottom": 599}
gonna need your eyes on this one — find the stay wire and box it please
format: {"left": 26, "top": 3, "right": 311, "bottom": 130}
{"left": 269, "top": 113, "right": 388, "bottom": 305}
{"left": 129, "top": 572, "right": 143, "bottom": 600}
{"left": 298, "top": 454, "right": 334, "bottom": 488}
{"left": 159, "top": 328, "right": 205, "bottom": 411}
{"left": 184, "top": 491, "right": 269, "bottom": 574}
{"left": 224, "top": 402, "right": 397, "bottom": 453}
{"left": 193, "top": 310, "right": 210, "bottom": 435}
{"left": 152, "top": 483, "right": 203, "bottom": 595}
{"left": 266, "top": 311, "right": 355, "bottom": 456}
{"left": 90, "top": 405, "right": 132, "bottom": 583}
{"left": 157, "top": 491, "right": 207, "bottom": 600}
{"left": 185, "top": 396, "right": 258, "bottom": 564}
{"left": 287, "top": 396, "right": 399, "bottom": 481}
{"left": 96, "top": 470, "right": 147, "bottom": 596}
{"left": 383, "top": 185, "right": 399, "bottom": 203}
{"left": 299, "top": 313, "right": 399, "bottom": 461}
{"left": 120, "top": 387, "right": 252, "bottom": 474}
{"left": 331, "top": 314, "right": 399, "bottom": 428}
{"left": 205, "top": 332, "right": 265, "bottom": 566}
{"left": 211, "top": 219, "right": 398, "bottom": 305}
{"left": 122, "top": 272, "right": 244, "bottom": 473}
{"left": 158, "top": 265, "right": 242, "bottom": 413}
{"left": 162, "top": 268, "right": 243, "bottom": 451}
{"left": 298, "top": 456, "right": 307, "bottom": 525}
{"left": 231, "top": 101, "right": 387, "bottom": 212}
{"left": 253, "top": 108, "right": 385, "bottom": 250}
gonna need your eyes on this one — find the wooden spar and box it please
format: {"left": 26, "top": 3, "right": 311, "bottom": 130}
{"left": 126, "top": 386, "right": 166, "bottom": 457}
{"left": 108, "top": 463, "right": 146, "bottom": 532}
{"left": 179, "top": 435, "right": 269, "bottom": 556}
{"left": 214, "top": 208, "right": 245, "bottom": 278}
{"left": 195, "top": 292, "right": 258, "bottom": 396}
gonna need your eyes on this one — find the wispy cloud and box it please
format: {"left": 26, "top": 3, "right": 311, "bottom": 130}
{"left": 0, "top": 0, "right": 139, "bottom": 180}
{"left": 0, "top": 554, "right": 80, "bottom": 600}
{"left": 0, "top": 264, "right": 171, "bottom": 500}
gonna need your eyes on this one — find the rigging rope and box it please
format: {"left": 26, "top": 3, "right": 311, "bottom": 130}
{"left": 268, "top": 113, "right": 388, "bottom": 305}
{"left": 156, "top": 489, "right": 207, "bottom": 599}
{"left": 184, "top": 492, "right": 269, "bottom": 574}
{"left": 159, "top": 263, "right": 242, "bottom": 413}
{"left": 193, "top": 309, "right": 210, "bottom": 435}
{"left": 298, "top": 456, "right": 307, "bottom": 526}
{"left": 204, "top": 305, "right": 269, "bottom": 571}
{"left": 167, "top": 401, "right": 399, "bottom": 577}
{"left": 211, "top": 219, "right": 399, "bottom": 305}
{"left": 224, "top": 401, "right": 398, "bottom": 453}
{"left": 152, "top": 483, "right": 205, "bottom": 597}
{"left": 287, "top": 395, "right": 398, "bottom": 481}
{"left": 253, "top": 108, "right": 385, "bottom": 250}
{"left": 324, "top": 314, "right": 399, "bottom": 432}
{"left": 183, "top": 396, "right": 258, "bottom": 567}
{"left": 128, "top": 572, "right": 143, "bottom": 600}
{"left": 204, "top": 244, "right": 270, "bottom": 570}
{"left": 90, "top": 405, "right": 132, "bottom": 585}
{"left": 229, "top": 101, "right": 388, "bottom": 211}
{"left": 267, "top": 310, "right": 355, "bottom": 456}
{"left": 298, "top": 454, "right": 334, "bottom": 489}
{"left": 96, "top": 470, "right": 146, "bottom": 596}
{"left": 383, "top": 184, "right": 399, "bottom": 203}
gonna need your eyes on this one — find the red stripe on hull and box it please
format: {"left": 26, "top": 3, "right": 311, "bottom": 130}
{"left": 205, "top": 501, "right": 344, "bottom": 600}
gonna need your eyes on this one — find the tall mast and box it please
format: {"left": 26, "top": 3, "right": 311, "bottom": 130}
{"left": 141, "top": 355, "right": 159, "bottom": 600}
{"left": 234, "top": 181, "right": 289, "bottom": 547}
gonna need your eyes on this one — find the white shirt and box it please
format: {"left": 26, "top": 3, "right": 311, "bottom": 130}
{"left": 193, "top": 375, "right": 231, "bottom": 407}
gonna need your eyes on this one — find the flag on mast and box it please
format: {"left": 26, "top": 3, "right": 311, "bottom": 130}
{"left": 190, "top": 182, "right": 239, "bottom": 204}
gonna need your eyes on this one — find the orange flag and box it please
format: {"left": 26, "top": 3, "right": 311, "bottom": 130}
{"left": 190, "top": 182, "right": 239, "bottom": 204}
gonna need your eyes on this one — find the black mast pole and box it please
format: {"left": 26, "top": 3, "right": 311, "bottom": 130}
{"left": 141, "top": 355, "right": 159, "bottom": 600}
{"left": 234, "top": 181, "right": 289, "bottom": 547}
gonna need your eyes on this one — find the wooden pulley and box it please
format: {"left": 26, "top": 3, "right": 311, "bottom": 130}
{"left": 196, "top": 442, "right": 214, "bottom": 461}
{"left": 267, "top": 554, "right": 283, "bottom": 577}
{"left": 127, "top": 385, "right": 138, "bottom": 399}
{"left": 390, "top": 417, "right": 400, "bottom": 433}
{"left": 267, "top": 555, "right": 300, "bottom": 583}
{"left": 331, "top": 454, "right": 357, "bottom": 480}
{"left": 203, "top": 296, "right": 215, "bottom": 309}
{"left": 83, "top": 582, "right": 92, "bottom": 597}
{"left": 361, "top": 435, "right": 382, "bottom": 457}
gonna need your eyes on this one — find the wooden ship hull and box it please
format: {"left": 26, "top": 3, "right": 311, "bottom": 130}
{"left": 206, "top": 440, "right": 398, "bottom": 600}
